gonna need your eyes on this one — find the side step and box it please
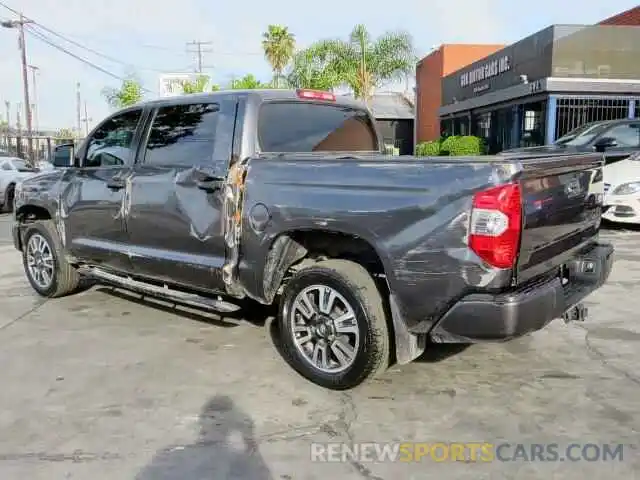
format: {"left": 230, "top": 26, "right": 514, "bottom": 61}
{"left": 78, "top": 266, "right": 241, "bottom": 314}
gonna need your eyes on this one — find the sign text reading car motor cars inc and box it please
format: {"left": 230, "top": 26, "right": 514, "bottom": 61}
{"left": 460, "top": 56, "right": 511, "bottom": 87}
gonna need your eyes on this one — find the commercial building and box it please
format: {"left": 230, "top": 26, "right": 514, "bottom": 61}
{"left": 415, "top": 6, "right": 640, "bottom": 149}
{"left": 438, "top": 24, "right": 640, "bottom": 152}
{"left": 415, "top": 44, "right": 505, "bottom": 142}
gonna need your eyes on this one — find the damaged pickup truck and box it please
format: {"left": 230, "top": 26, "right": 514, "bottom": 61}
{"left": 12, "top": 89, "right": 614, "bottom": 390}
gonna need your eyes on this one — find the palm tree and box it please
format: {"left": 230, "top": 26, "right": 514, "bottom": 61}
{"left": 310, "top": 24, "right": 416, "bottom": 102}
{"left": 261, "top": 25, "right": 296, "bottom": 88}
{"left": 286, "top": 46, "right": 342, "bottom": 91}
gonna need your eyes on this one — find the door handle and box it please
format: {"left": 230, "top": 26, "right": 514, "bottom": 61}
{"left": 106, "top": 176, "right": 125, "bottom": 190}
{"left": 196, "top": 177, "right": 224, "bottom": 192}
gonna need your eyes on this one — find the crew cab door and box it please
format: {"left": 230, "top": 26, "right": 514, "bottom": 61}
{"left": 125, "top": 98, "right": 235, "bottom": 292}
{"left": 61, "top": 107, "right": 144, "bottom": 271}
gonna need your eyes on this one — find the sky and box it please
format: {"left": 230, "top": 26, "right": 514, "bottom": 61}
{"left": 0, "top": 0, "right": 637, "bottom": 132}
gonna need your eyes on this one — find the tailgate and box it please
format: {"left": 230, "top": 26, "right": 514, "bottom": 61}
{"left": 514, "top": 153, "right": 604, "bottom": 283}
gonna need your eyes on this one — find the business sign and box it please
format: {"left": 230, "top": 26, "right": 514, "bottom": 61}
{"left": 460, "top": 56, "right": 511, "bottom": 88}
{"left": 158, "top": 73, "right": 196, "bottom": 97}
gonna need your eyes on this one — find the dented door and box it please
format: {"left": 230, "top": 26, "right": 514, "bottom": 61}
{"left": 60, "top": 108, "right": 143, "bottom": 271}
{"left": 125, "top": 99, "right": 236, "bottom": 293}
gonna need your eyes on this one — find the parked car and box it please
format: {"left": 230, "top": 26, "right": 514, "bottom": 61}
{"left": 11, "top": 89, "right": 614, "bottom": 389}
{"left": 0, "top": 157, "right": 40, "bottom": 213}
{"left": 602, "top": 151, "right": 640, "bottom": 224}
{"left": 502, "top": 119, "right": 640, "bottom": 165}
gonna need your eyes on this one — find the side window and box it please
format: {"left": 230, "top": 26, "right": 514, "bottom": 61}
{"left": 143, "top": 103, "right": 219, "bottom": 167}
{"left": 83, "top": 109, "right": 142, "bottom": 168}
{"left": 258, "top": 102, "right": 379, "bottom": 152}
{"left": 53, "top": 145, "right": 71, "bottom": 167}
{"left": 1, "top": 162, "right": 12, "bottom": 171}
{"left": 605, "top": 124, "right": 640, "bottom": 148}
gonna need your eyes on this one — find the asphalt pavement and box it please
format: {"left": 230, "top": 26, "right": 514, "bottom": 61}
{"left": 0, "top": 214, "right": 638, "bottom": 479}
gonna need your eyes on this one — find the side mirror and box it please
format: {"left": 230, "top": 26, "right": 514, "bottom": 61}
{"left": 594, "top": 136, "right": 617, "bottom": 152}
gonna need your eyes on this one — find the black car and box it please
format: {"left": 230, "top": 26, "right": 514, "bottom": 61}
{"left": 502, "top": 118, "right": 640, "bottom": 166}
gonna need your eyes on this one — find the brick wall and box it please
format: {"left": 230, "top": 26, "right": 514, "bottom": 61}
{"left": 599, "top": 5, "right": 640, "bottom": 25}
{"left": 415, "top": 44, "right": 504, "bottom": 143}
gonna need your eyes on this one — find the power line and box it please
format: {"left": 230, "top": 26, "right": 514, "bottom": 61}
{"left": 186, "top": 40, "right": 213, "bottom": 73}
{"left": 0, "top": 1, "right": 196, "bottom": 73}
{"left": 24, "top": 26, "right": 153, "bottom": 93}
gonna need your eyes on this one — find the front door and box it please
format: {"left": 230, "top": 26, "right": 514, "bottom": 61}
{"left": 61, "top": 108, "right": 144, "bottom": 272}
{"left": 126, "top": 99, "right": 234, "bottom": 293}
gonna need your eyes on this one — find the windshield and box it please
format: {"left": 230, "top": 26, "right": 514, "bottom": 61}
{"left": 554, "top": 122, "right": 609, "bottom": 146}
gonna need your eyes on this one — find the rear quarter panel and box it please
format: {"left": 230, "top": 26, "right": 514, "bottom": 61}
{"left": 239, "top": 156, "right": 510, "bottom": 332}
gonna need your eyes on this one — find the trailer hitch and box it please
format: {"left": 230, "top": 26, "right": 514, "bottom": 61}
{"left": 563, "top": 303, "right": 588, "bottom": 323}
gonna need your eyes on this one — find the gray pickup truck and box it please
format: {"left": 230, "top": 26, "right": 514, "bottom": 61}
{"left": 12, "top": 89, "right": 613, "bottom": 390}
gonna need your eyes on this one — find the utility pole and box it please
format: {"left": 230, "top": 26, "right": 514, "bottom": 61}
{"left": 81, "top": 101, "right": 92, "bottom": 136}
{"left": 76, "top": 82, "right": 82, "bottom": 139}
{"left": 186, "top": 40, "right": 213, "bottom": 74}
{"left": 28, "top": 65, "right": 39, "bottom": 133}
{"left": 4, "top": 101, "right": 9, "bottom": 127}
{"left": 1, "top": 15, "right": 34, "bottom": 162}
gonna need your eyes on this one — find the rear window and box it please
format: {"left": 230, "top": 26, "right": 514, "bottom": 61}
{"left": 258, "top": 102, "right": 379, "bottom": 153}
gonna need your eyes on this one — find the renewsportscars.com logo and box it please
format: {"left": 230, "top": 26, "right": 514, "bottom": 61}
{"left": 310, "top": 442, "right": 627, "bottom": 463}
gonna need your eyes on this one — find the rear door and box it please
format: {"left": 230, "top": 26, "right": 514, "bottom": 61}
{"left": 125, "top": 98, "right": 236, "bottom": 292}
{"left": 515, "top": 153, "right": 604, "bottom": 283}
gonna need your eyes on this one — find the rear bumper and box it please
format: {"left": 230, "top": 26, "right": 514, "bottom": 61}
{"left": 429, "top": 241, "right": 614, "bottom": 343}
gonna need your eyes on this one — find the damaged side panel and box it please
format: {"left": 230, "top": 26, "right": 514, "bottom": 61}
{"left": 236, "top": 156, "right": 511, "bottom": 332}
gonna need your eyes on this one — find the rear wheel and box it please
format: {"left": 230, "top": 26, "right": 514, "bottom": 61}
{"left": 22, "top": 220, "right": 80, "bottom": 298}
{"left": 278, "top": 259, "right": 390, "bottom": 390}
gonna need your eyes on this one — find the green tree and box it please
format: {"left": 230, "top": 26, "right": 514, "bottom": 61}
{"left": 261, "top": 25, "right": 296, "bottom": 88}
{"left": 210, "top": 84, "right": 221, "bottom": 92}
{"left": 229, "top": 74, "right": 270, "bottom": 90}
{"left": 181, "top": 75, "right": 210, "bottom": 94}
{"left": 287, "top": 46, "right": 342, "bottom": 91}
{"left": 309, "top": 25, "right": 415, "bottom": 101}
{"left": 102, "top": 77, "right": 143, "bottom": 109}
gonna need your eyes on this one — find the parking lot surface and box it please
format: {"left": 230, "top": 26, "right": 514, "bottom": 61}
{"left": 0, "top": 214, "right": 638, "bottom": 479}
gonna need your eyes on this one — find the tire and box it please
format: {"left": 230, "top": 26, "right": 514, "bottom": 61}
{"left": 3, "top": 183, "right": 15, "bottom": 213}
{"left": 22, "top": 220, "right": 80, "bottom": 298}
{"left": 278, "top": 259, "right": 390, "bottom": 390}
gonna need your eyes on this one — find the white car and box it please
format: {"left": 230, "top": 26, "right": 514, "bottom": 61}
{"left": 0, "top": 157, "right": 41, "bottom": 213}
{"left": 602, "top": 151, "right": 640, "bottom": 224}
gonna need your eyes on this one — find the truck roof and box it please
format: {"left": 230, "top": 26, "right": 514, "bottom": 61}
{"left": 133, "top": 89, "right": 368, "bottom": 111}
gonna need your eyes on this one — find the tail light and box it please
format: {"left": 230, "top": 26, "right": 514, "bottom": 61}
{"left": 296, "top": 89, "right": 336, "bottom": 101}
{"left": 469, "top": 183, "right": 522, "bottom": 269}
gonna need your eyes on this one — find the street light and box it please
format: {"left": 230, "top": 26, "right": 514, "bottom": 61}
{"left": 1, "top": 15, "right": 34, "bottom": 163}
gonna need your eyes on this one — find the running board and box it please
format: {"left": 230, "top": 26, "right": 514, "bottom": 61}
{"left": 78, "top": 266, "right": 241, "bottom": 313}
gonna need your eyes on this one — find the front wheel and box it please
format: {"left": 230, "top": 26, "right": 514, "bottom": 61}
{"left": 22, "top": 220, "right": 80, "bottom": 297}
{"left": 278, "top": 259, "right": 390, "bottom": 390}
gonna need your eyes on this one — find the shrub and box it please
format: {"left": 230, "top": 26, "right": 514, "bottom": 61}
{"left": 439, "top": 135, "right": 459, "bottom": 155}
{"left": 415, "top": 140, "right": 441, "bottom": 156}
{"left": 448, "top": 136, "right": 486, "bottom": 156}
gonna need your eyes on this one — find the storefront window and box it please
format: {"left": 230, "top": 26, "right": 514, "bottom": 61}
{"left": 521, "top": 101, "right": 545, "bottom": 147}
